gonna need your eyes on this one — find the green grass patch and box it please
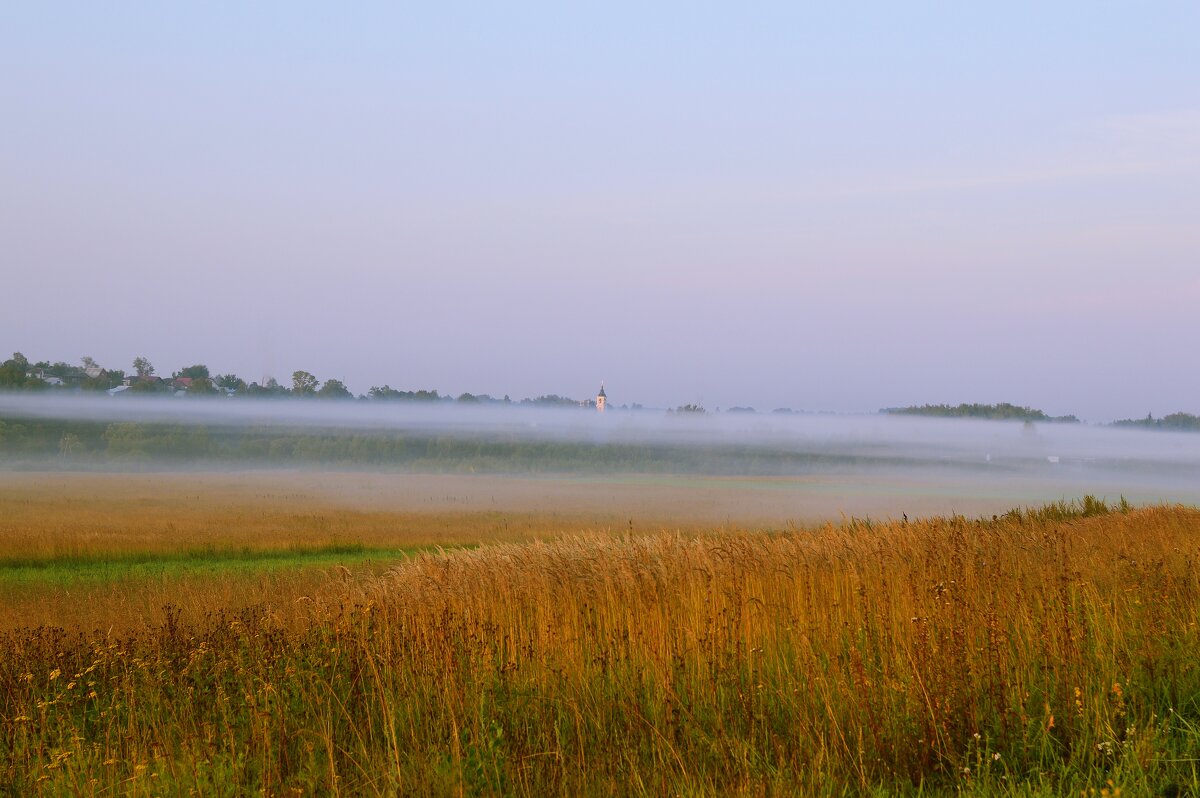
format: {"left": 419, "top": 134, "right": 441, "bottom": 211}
{"left": 0, "top": 543, "right": 444, "bottom": 587}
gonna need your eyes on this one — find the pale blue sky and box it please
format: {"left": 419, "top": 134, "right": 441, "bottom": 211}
{"left": 3, "top": 3, "right": 1198, "bottom": 419}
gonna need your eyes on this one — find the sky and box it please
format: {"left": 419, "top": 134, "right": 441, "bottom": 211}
{"left": 2, "top": 3, "right": 1198, "bottom": 420}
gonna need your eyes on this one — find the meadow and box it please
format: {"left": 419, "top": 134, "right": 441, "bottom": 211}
{"left": 0, "top": 474, "right": 1197, "bottom": 795}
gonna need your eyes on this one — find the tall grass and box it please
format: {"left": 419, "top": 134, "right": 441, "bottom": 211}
{"left": 2, "top": 498, "right": 1198, "bottom": 795}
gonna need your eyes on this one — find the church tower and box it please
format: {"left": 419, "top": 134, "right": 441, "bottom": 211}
{"left": 596, "top": 384, "right": 606, "bottom": 412}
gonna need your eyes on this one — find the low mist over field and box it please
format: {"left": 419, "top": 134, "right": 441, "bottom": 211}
{"left": 2, "top": 393, "right": 1198, "bottom": 510}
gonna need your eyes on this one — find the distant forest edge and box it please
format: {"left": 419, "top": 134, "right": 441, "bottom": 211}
{"left": 1, "top": 352, "right": 1196, "bottom": 429}
{"left": 880, "top": 403, "right": 1200, "bottom": 430}
{"left": 1111, "top": 413, "right": 1200, "bottom": 432}
{"left": 0, "top": 352, "right": 592, "bottom": 407}
{"left": 882, "top": 403, "right": 1080, "bottom": 423}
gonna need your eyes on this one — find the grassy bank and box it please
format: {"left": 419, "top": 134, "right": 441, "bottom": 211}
{"left": 1, "top": 499, "right": 1198, "bottom": 795}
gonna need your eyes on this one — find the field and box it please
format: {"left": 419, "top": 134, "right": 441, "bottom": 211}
{"left": 1, "top": 472, "right": 1198, "bottom": 795}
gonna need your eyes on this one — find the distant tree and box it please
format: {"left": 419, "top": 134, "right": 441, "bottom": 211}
{"left": 522, "top": 394, "right": 579, "bottom": 407}
{"left": 882, "top": 403, "right": 1078, "bottom": 423}
{"left": 292, "top": 371, "right": 318, "bottom": 396}
{"left": 0, "top": 354, "right": 44, "bottom": 390}
{"left": 317, "top": 378, "right": 352, "bottom": 399}
{"left": 672, "top": 404, "right": 707, "bottom": 414}
{"left": 368, "top": 385, "right": 402, "bottom": 400}
{"left": 214, "top": 374, "right": 245, "bottom": 391}
{"left": 186, "top": 377, "right": 218, "bottom": 395}
{"left": 242, "top": 377, "right": 290, "bottom": 397}
{"left": 1113, "top": 412, "right": 1200, "bottom": 432}
{"left": 81, "top": 356, "right": 98, "bottom": 370}
{"left": 176, "top": 364, "right": 210, "bottom": 379}
{"left": 368, "top": 385, "right": 443, "bottom": 401}
{"left": 133, "top": 357, "right": 155, "bottom": 379}
{"left": 41, "top": 361, "right": 75, "bottom": 379}
{"left": 1161, "top": 413, "right": 1200, "bottom": 431}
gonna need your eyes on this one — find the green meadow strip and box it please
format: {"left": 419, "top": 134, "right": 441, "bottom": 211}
{"left": 0, "top": 544, "right": 448, "bottom": 587}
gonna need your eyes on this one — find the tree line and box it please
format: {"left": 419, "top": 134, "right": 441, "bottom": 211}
{"left": 882, "top": 403, "right": 1080, "bottom": 423}
{"left": 4, "top": 352, "right": 1197, "bottom": 428}
{"left": 884, "top": 403, "right": 1200, "bottom": 430}
{"left": 0, "top": 352, "right": 593, "bottom": 406}
{"left": 1111, "top": 412, "right": 1200, "bottom": 432}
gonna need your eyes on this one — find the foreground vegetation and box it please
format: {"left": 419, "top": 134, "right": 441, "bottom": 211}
{"left": 1, "top": 496, "right": 1198, "bottom": 795}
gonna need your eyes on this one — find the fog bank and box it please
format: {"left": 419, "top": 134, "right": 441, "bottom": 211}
{"left": 3, "top": 393, "right": 1197, "bottom": 478}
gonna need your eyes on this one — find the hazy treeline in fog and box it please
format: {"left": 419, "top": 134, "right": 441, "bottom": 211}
{"left": 883, "top": 402, "right": 1081, "bottom": 423}
{"left": 884, "top": 403, "right": 1200, "bottom": 432}
{"left": 3, "top": 350, "right": 1198, "bottom": 479}
{"left": 1111, "top": 413, "right": 1200, "bottom": 432}
{"left": 0, "top": 351, "right": 591, "bottom": 406}
{"left": 4, "top": 352, "right": 1199, "bottom": 430}
{"left": 2, "top": 394, "right": 1199, "bottom": 493}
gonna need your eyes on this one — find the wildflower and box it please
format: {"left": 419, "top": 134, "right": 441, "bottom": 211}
{"left": 993, "top": 752, "right": 1001, "bottom": 761}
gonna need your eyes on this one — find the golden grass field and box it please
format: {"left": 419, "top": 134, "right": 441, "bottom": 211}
{"left": 0, "top": 472, "right": 675, "bottom": 633}
{"left": 1, "top": 472, "right": 1198, "bottom": 795}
